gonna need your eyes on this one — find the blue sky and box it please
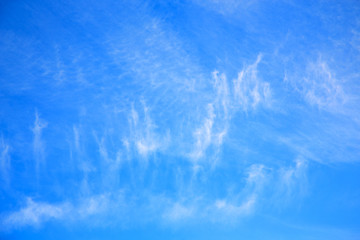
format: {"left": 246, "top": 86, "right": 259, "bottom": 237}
{"left": 1, "top": 0, "right": 360, "bottom": 239}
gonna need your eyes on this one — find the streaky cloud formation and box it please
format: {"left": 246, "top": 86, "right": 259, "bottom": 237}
{"left": 233, "top": 54, "right": 271, "bottom": 111}
{"left": 0, "top": 138, "right": 10, "bottom": 185}
{"left": 3, "top": 198, "right": 69, "bottom": 229}
{"left": 190, "top": 55, "right": 271, "bottom": 168}
{"left": 31, "top": 111, "right": 47, "bottom": 175}
{"left": 0, "top": 0, "right": 359, "bottom": 239}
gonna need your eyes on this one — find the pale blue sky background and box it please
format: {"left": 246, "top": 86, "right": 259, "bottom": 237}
{"left": 1, "top": 0, "right": 360, "bottom": 239}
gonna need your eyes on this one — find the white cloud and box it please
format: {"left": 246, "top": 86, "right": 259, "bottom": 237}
{"left": 245, "top": 164, "right": 267, "bottom": 190}
{"left": 351, "top": 29, "right": 360, "bottom": 52}
{"left": 193, "top": 0, "right": 256, "bottom": 16}
{"left": 190, "top": 103, "right": 216, "bottom": 161}
{"left": 214, "top": 195, "right": 256, "bottom": 217}
{"left": 3, "top": 198, "right": 70, "bottom": 228}
{"left": 2, "top": 193, "right": 122, "bottom": 229}
{"left": 94, "top": 135, "right": 123, "bottom": 190}
{"left": 205, "top": 164, "right": 267, "bottom": 221}
{"left": 189, "top": 55, "right": 271, "bottom": 168}
{"left": 163, "top": 202, "right": 194, "bottom": 221}
{"left": 31, "top": 111, "right": 47, "bottom": 174}
{"left": 286, "top": 57, "right": 347, "bottom": 112}
{"left": 212, "top": 70, "right": 231, "bottom": 121}
{"left": 73, "top": 125, "right": 80, "bottom": 152}
{"left": 108, "top": 10, "right": 205, "bottom": 96}
{"left": 0, "top": 137, "right": 10, "bottom": 185}
{"left": 2, "top": 156, "right": 305, "bottom": 229}
{"left": 54, "top": 45, "right": 65, "bottom": 84}
{"left": 277, "top": 158, "right": 308, "bottom": 201}
{"left": 161, "top": 193, "right": 257, "bottom": 224}
{"left": 303, "top": 59, "right": 346, "bottom": 110}
{"left": 77, "top": 194, "right": 110, "bottom": 218}
{"left": 188, "top": 72, "right": 229, "bottom": 163}
{"left": 71, "top": 125, "right": 96, "bottom": 196}
{"left": 233, "top": 54, "right": 271, "bottom": 111}
{"left": 128, "top": 102, "right": 170, "bottom": 159}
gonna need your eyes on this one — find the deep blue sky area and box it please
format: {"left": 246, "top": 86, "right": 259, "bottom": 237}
{"left": 1, "top": 0, "right": 360, "bottom": 239}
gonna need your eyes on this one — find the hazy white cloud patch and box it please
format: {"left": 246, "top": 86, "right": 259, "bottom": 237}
{"left": 189, "top": 98, "right": 229, "bottom": 168}
{"left": 127, "top": 102, "right": 170, "bottom": 159}
{"left": 214, "top": 195, "right": 256, "bottom": 218}
{"left": 93, "top": 134, "right": 123, "bottom": 190}
{"left": 108, "top": 12, "right": 205, "bottom": 97}
{"left": 277, "top": 158, "right": 308, "bottom": 201}
{"left": 0, "top": 137, "right": 11, "bottom": 185}
{"left": 3, "top": 198, "right": 70, "bottom": 229}
{"left": 1, "top": 158, "right": 306, "bottom": 228}
{"left": 163, "top": 202, "right": 195, "bottom": 222}
{"left": 193, "top": 0, "right": 256, "bottom": 16}
{"left": 351, "top": 29, "right": 360, "bottom": 52}
{"left": 286, "top": 58, "right": 347, "bottom": 112}
{"left": 210, "top": 161, "right": 309, "bottom": 213}
{"left": 71, "top": 126, "right": 98, "bottom": 196}
{"left": 245, "top": 164, "right": 267, "bottom": 191}
{"left": 95, "top": 135, "right": 121, "bottom": 168}
{"left": 1, "top": 1, "right": 359, "bottom": 238}
{"left": 2, "top": 193, "right": 126, "bottom": 229}
{"left": 281, "top": 56, "right": 357, "bottom": 163}
{"left": 277, "top": 136, "right": 321, "bottom": 163}
{"left": 53, "top": 45, "right": 66, "bottom": 84}
{"left": 212, "top": 54, "right": 271, "bottom": 114}
{"left": 205, "top": 164, "right": 267, "bottom": 221}
{"left": 212, "top": 70, "right": 231, "bottom": 120}
{"left": 161, "top": 195, "right": 256, "bottom": 224}
{"left": 73, "top": 125, "right": 81, "bottom": 153}
{"left": 153, "top": 164, "right": 268, "bottom": 223}
{"left": 233, "top": 54, "right": 272, "bottom": 111}
{"left": 189, "top": 55, "right": 271, "bottom": 168}
{"left": 190, "top": 103, "right": 217, "bottom": 161}
{"left": 31, "top": 111, "right": 47, "bottom": 173}
{"left": 77, "top": 194, "right": 111, "bottom": 219}
{"left": 303, "top": 59, "right": 346, "bottom": 110}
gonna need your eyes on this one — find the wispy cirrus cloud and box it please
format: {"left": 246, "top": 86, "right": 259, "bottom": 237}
{"left": 71, "top": 125, "right": 95, "bottom": 196}
{"left": 193, "top": 0, "right": 257, "bottom": 16}
{"left": 126, "top": 102, "right": 170, "bottom": 159}
{"left": 233, "top": 54, "right": 272, "bottom": 111}
{"left": 190, "top": 55, "right": 271, "bottom": 167}
{"left": 210, "top": 164, "right": 267, "bottom": 220}
{"left": 2, "top": 192, "right": 125, "bottom": 230}
{"left": 1, "top": 0, "right": 359, "bottom": 238}
{"left": 1, "top": 158, "right": 308, "bottom": 229}
{"left": 213, "top": 195, "right": 256, "bottom": 219}
{"left": 3, "top": 198, "right": 70, "bottom": 229}
{"left": 31, "top": 111, "right": 47, "bottom": 174}
{"left": 0, "top": 137, "right": 10, "bottom": 185}
{"left": 163, "top": 202, "right": 195, "bottom": 222}
{"left": 190, "top": 103, "right": 224, "bottom": 163}
{"left": 303, "top": 59, "right": 346, "bottom": 111}
{"left": 107, "top": 9, "right": 205, "bottom": 97}
{"left": 284, "top": 57, "right": 347, "bottom": 112}
{"left": 281, "top": 55, "right": 360, "bottom": 164}
{"left": 161, "top": 163, "right": 268, "bottom": 224}
{"left": 274, "top": 158, "right": 308, "bottom": 205}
